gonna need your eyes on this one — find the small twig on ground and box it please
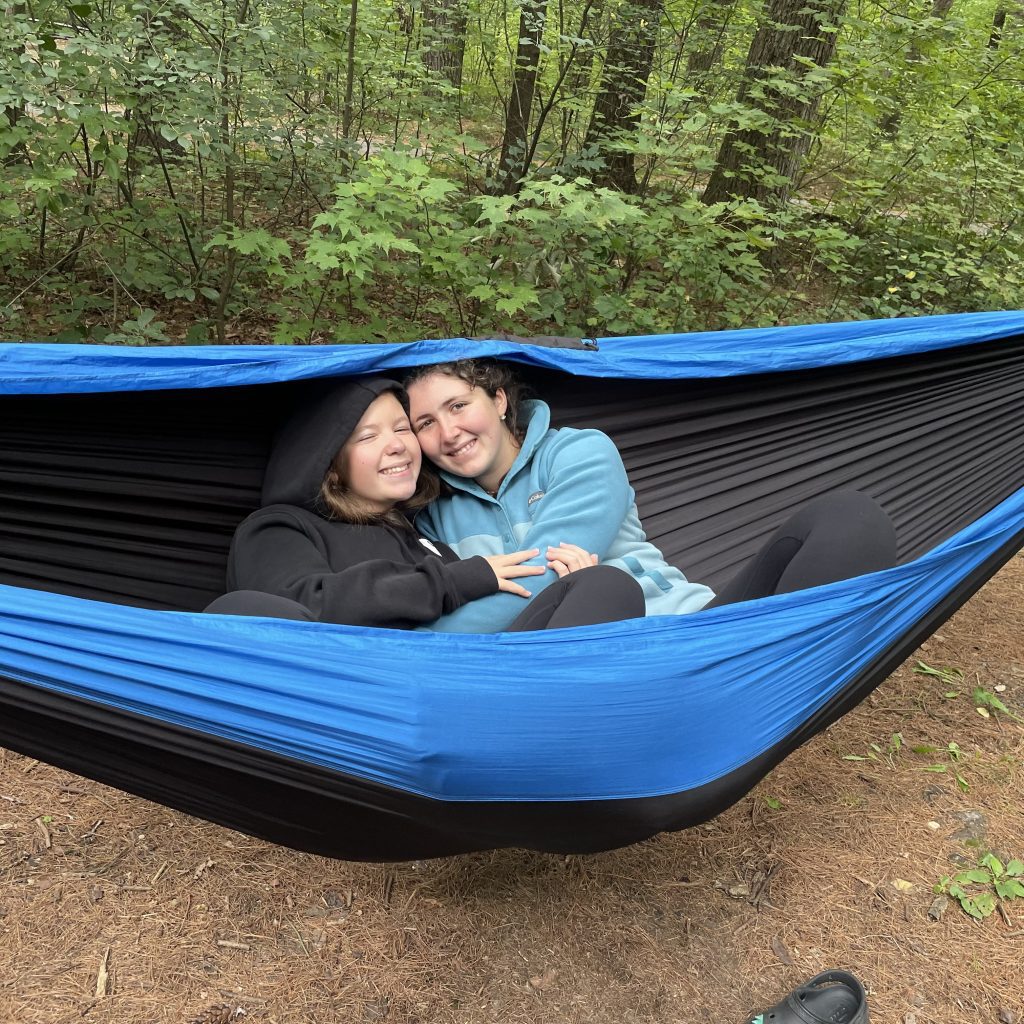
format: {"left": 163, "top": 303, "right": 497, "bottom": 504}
{"left": 95, "top": 946, "right": 111, "bottom": 998}
{"left": 35, "top": 817, "right": 52, "bottom": 849}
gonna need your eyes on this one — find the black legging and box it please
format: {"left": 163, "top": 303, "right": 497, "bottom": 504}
{"left": 205, "top": 563, "right": 645, "bottom": 631}
{"left": 706, "top": 489, "right": 897, "bottom": 608}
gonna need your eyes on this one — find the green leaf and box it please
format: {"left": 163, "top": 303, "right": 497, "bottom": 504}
{"left": 954, "top": 869, "right": 991, "bottom": 885}
{"left": 980, "top": 853, "right": 1004, "bottom": 877}
{"left": 1005, "top": 860, "right": 1024, "bottom": 877}
{"left": 972, "top": 893, "right": 996, "bottom": 918}
{"left": 995, "top": 880, "right": 1024, "bottom": 901}
{"left": 959, "top": 895, "right": 986, "bottom": 920}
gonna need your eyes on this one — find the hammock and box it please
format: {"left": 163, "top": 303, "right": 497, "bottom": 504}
{"left": 2, "top": 311, "right": 1024, "bottom": 862}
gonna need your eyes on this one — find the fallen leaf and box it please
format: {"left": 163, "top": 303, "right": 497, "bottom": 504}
{"left": 770, "top": 935, "right": 794, "bottom": 965}
{"left": 976, "top": 707, "right": 991, "bottom": 718}
{"left": 928, "top": 895, "right": 948, "bottom": 921}
{"left": 998, "top": 1008, "right": 1017, "bottom": 1024}
{"left": 194, "top": 858, "right": 216, "bottom": 879}
{"left": 892, "top": 878, "right": 915, "bottom": 893}
{"left": 529, "top": 968, "right": 558, "bottom": 991}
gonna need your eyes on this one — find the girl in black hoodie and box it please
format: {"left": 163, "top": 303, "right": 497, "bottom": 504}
{"left": 208, "top": 377, "right": 643, "bottom": 631}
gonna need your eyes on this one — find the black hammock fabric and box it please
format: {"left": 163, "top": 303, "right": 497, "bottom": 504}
{"left": 1, "top": 319, "right": 1023, "bottom": 860}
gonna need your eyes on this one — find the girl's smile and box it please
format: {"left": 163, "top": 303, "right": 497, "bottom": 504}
{"left": 407, "top": 373, "right": 520, "bottom": 495}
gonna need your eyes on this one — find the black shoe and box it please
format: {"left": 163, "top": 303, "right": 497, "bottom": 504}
{"left": 747, "top": 970, "right": 869, "bottom": 1024}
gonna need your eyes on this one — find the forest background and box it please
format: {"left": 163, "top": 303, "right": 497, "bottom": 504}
{"left": 1, "top": 0, "right": 1022, "bottom": 345}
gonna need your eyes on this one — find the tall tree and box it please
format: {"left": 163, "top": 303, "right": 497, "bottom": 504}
{"left": 878, "top": 0, "right": 957, "bottom": 137}
{"left": 701, "top": 0, "right": 846, "bottom": 207}
{"left": 685, "top": 0, "right": 738, "bottom": 93}
{"left": 422, "top": 0, "right": 468, "bottom": 88}
{"left": 583, "top": 0, "right": 664, "bottom": 193}
{"left": 496, "top": 0, "right": 549, "bottom": 193}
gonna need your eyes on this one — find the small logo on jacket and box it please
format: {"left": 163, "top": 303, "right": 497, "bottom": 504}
{"left": 527, "top": 491, "right": 545, "bottom": 506}
{"left": 419, "top": 538, "right": 442, "bottom": 557}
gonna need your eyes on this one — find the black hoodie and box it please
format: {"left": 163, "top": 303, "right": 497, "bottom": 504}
{"left": 225, "top": 377, "right": 497, "bottom": 629}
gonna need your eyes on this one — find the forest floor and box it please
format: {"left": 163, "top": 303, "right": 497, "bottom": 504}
{"left": 1, "top": 555, "right": 1022, "bottom": 1024}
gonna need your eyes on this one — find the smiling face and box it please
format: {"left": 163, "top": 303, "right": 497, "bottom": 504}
{"left": 406, "top": 371, "right": 520, "bottom": 495}
{"left": 334, "top": 392, "right": 422, "bottom": 513}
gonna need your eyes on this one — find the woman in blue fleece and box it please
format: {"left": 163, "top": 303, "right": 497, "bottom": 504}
{"left": 404, "top": 360, "right": 897, "bottom": 634}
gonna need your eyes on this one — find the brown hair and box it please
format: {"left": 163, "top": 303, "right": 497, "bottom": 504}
{"left": 317, "top": 385, "right": 441, "bottom": 527}
{"left": 403, "top": 358, "right": 529, "bottom": 443}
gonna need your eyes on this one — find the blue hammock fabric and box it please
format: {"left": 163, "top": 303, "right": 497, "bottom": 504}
{"left": 4, "top": 308, "right": 1024, "bottom": 392}
{"left": 2, "top": 310, "right": 1024, "bottom": 860}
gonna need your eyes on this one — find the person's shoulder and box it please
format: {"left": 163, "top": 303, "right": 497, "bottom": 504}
{"left": 238, "top": 503, "right": 345, "bottom": 534}
{"left": 540, "top": 424, "right": 620, "bottom": 462}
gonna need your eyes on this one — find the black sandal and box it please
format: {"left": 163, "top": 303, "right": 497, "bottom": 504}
{"left": 748, "top": 970, "right": 870, "bottom": 1024}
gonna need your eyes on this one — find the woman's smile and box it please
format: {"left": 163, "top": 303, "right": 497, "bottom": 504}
{"left": 407, "top": 372, "right": 520, "bottom": 495}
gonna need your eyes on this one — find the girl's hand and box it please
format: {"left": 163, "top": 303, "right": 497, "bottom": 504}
{"left": 483, "top": 549, "right": 545, "bottom": 597}
{"left": 546, "top": 542, "right": 599, "bottom": 578}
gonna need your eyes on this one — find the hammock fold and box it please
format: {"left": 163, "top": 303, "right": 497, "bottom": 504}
{"left": 2, "top": 311, "right": 1023, "bottom": 860}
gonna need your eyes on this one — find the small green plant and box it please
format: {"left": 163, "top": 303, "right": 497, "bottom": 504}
{"left": 972, "top": 686, "right": 1024, "bottom": 724}
{"left": 842, "top": 731, "right": 903, "bottom": 768}
{"left": 915, "top": 660, "right": 1023, "bottom": 722}
{"left": 102, "top": 310, "right": 172, "bottom": 346}
{"left": 914, "top": 659, "right": 964, "bottom": 696}
{"left": 912, "top": 741, "right": 969, "bottom": 791}
{"left": 935, "top": 853, "right": 1024, "bottom": 920}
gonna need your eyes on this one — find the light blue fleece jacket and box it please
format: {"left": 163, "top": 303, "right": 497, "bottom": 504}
{"left": 417, "top": 400, "right": 714, "bottom": 633}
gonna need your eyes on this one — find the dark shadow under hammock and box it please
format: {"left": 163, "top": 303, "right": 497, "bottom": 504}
{"left": 1, "top": 312, "right": 1023, "bottom": 861}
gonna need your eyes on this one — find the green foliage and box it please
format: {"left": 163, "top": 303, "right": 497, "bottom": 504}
{"left": 842, "top": 731, "right": 903, "bottom": 768}
{"left": 911, "top": 741, "right": 970, "bottom": 792}
{"left": 936, "top": 853, "right": 1024, "bottom": 921}
{"left": 2, "top": 0, "right": 1023, "bottom": 342}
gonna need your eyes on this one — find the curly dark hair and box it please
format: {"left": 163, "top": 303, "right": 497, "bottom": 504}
{"left": 402, "top": 359, "right": 529, "bottom": 443}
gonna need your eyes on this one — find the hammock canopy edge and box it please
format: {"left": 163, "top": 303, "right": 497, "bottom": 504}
{"left": 4, "top": 309, "right": 1024, "bottom": 394}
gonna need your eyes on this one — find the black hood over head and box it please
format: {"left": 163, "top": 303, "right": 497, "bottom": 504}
{"left": 261, "top": 376, "right": 402, "bottom": 511}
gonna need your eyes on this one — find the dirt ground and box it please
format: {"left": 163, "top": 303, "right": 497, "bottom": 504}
{"left": 2, "top": 555, "right": 1022, "bottom": 1024}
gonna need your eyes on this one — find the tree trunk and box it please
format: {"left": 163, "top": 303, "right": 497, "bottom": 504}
{"left": 422, "top": 0, "right": 468, "bottom": 88}
{"left": 343, "top": 0, "right": 359, "bottom": 139}
{"left": 685, "top": 0, "right": 738, "bottom": 93}
{"left": 701, "top": 0, "right": 846, "bottom": 207}
{"left": 496, "top": 0, "right": 548, "bottom": 194}
{"left": 583, "top": 0, "right": 664, "bottom": 192}
{"left": 989, "top": 5, "right": 1008, "bottom": 47}
{"left": 878, "top": 0, "right": 956, "bottom": 137}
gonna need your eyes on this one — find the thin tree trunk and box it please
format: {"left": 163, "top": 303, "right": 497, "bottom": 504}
{"left": 879, "top": 0, "right": 956, "bottom": 137}
{"left": 989, "top": 5, "right": 1007, "bottom": 47}
{"left": 343, "top": 0, "right": 359, "bottom": 139}
{"left": 423, "top": 0, "right": 468, "bottom": 87}
{"left": 496, "top": 0, "right": 548, "bottom": 194}
{"left": 685, "top": 0, "right": 738, "bottom": 93}
{"left": 702, "top": 0, "right": 846, "bottom": 207}
{"left": 583, "top": 0, "right": 664, "bottom": 193}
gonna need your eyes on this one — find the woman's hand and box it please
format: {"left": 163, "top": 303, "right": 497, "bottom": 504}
{"left": 484, "top": 549, "right": 546, "bottom": 597}
{"left": 546, "top": 542, "right": 599, "bottom": 578}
